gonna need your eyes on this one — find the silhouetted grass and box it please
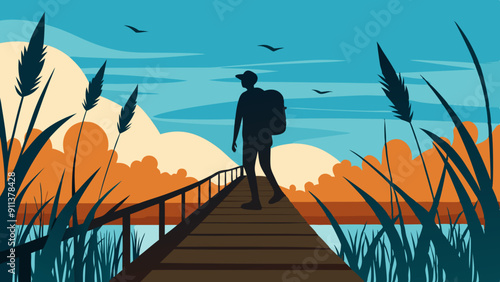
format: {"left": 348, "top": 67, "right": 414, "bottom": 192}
{"left": 0, "top": 14, "right": 135, "bottom": 282}
{"left": 315, "top": 24, "right": 497, "bottom": 282}
{"left": 72, "top": 60, "right": 106, "bottom": 227}
{"left": 99, "top": 85, "right": 138, "bottom": 198}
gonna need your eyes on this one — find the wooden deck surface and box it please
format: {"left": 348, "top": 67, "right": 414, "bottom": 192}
{"left": 125, "top": 177, "right": 362, "bottom": 282}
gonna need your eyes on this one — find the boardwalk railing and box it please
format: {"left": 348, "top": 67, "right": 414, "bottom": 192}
{"left": 0, "top": 166, "right": 244, "bottom": 281}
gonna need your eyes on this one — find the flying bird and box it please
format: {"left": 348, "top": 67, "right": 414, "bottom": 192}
{"left": 313, "top": 89, "right": 332, "bottom": 94}
{"left": 258, "top": 45, "right": 283, "bottom": 52}
{"left": 125, "top": 25, "right": 147, "bottom": 33}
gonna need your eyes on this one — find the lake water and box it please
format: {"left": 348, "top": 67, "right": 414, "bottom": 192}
{"left": 18, "top": 223, "right": 469, "bottom": 282}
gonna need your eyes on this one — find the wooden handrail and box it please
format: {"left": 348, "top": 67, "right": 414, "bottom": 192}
{"left": 0, "top": 165, "right": 244, "bottom": 275}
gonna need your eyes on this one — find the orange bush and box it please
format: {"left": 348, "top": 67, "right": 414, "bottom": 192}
{"left": 283, "top": 122, "right": 500, "bottom": 203}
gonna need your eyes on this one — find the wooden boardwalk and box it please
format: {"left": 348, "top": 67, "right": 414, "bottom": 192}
{"left": 120, "top": 176, "right": 362, "bottom": 282}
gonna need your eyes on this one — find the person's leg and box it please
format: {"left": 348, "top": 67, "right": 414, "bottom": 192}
{"left": 242, "top": 145, "right": 261, "bottom": 209}
{"left": 258, "top": 146, "right": 285, "bottom": 204}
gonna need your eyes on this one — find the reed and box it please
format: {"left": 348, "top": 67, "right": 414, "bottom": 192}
{"left": 99, "top": 85, "right": 138, "bottom": 198}
{"left": 71, "top": 61, "right": 106, "bottom": 225}
{"left": 315, "top": 24, "right": 497, "bottom": 281}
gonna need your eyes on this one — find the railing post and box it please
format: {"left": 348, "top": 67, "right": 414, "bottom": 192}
{"left": 218, "top": 174, "right": 220, "bottom": 192}
{"left": 208, "top": 179, "right": 212, "bottom": 199}
{"left": 159, "top": 201, "right": 165, "bottom": 238}
{"left": 224, "top": 171, "right": 226, "bottom": 187}
{"left": 241, "top": 166, "right": 244, "bottom": 176}
{"left": 19, "top": 252, "right": 31, "bottom": 282}
{"left": 231, "top": 169, "right": 233, "bottom": 181}
{"left": 123, "top": 214, "right": 131, "bottom": 270}
{"left": 198, "top": 185, "right": 201, "bottom": 208}
{"left": 181, "top": 193, "right": 186, "bottom": 220}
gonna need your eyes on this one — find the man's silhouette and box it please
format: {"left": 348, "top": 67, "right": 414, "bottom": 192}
{"left": 232, "top": 71, "right": 286, "bottom": 210}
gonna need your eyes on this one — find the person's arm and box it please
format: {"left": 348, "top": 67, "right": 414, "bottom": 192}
{"left": 232, "top": 96, "right": 243, "bottom": 152}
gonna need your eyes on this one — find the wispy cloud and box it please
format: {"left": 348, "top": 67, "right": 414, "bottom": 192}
{"left": 0, "top": 20, "right": 202, "bottom": 59}
{"left": 412, "top": 60, "right": 474, "bottom": 69}
{"left": 223, "top": 59, "right": 343, "bottom": 68}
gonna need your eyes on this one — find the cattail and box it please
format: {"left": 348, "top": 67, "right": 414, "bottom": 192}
{"left": 378, "top": 43, "right": 436, "bottom": 204}
{"left": 99, "top": 86, "right": 138, "bottom": 197}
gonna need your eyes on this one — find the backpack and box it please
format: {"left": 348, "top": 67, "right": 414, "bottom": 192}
{"left": 264, "top": 89, "right": 286, "bottom": 135}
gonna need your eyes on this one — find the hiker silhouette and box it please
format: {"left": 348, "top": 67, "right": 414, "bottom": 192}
{"left": 232, "top": 70, "right": 286, "bottom": 210}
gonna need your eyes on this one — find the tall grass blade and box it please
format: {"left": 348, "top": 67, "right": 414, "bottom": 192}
{"left": 421, "top": 77, "right": 491, "bottom": 194}
{"left": 14, "top": 169, "right": 42, "bottom": 210}
{"left": 20, "top": 69, "right": 55, "bottom": 155}
{"left": 309, "top": 192, "right": 356, "bottom": 269}
{"left": 33, "top": 169, "right": 99, "bottom": 280}
{"left": 351, "top": 151, "right": 468, "bottom": 279}
{"left": 48, "top": 170, "right": 65, "bottom": 229}
{"left": 422, "top": 129, "right": 481, "bottom": 197}
{"left": 456, "top": 23, "right": 493, "bottom": 183}
{"left": 359, "top": 216, "right": 398, "bottom": 279}
{"left": 383, "top": 120, "right": 412, "bottom": 259}
{"left": 18, "top": 195, "right": 53, "bottom": 244}
{"left": 74, "top": 182, "right": 119, "bottom": 282}
{"left": 343, "top": 177, "right": 408, "bottom": 282}
{"left": 13, "top": 114, "right": 74, "bottom": 191}
{"left": 0, "top": 99, "right": 9, "bottom": 178}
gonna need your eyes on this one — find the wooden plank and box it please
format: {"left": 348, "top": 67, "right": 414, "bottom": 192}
{"left": 178, "top": 235, "right": 331, "bottom": 249}
{"left": 143, "top": 270, "right": 363, "bottom": 282}
{"left": 203, "top": 214, "right": 307, "bottom": 223}
{"left": 210, "top": 207, "right": 300, "bottom": 215}
{"left": 228, "top": 190, "right": 274, "bottom": 196}
{"left": 220, "top": 196, "right": 254, "bottom": 202}
{"left": 191, "top": 223, "right": 318, "bottom": 235}
{"left": 218, "top": 200, "right": 295, "bottom": 208}
{"left": 161, "top": 249, "right": 346, "bottom": 265}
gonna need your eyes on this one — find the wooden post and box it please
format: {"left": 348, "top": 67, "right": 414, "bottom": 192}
{"left": 224, "top": 171, "right": 226, "bottom": 188}
{"left": 181, "top": 193, "right": 186, "bottom": 220}
{"left": 241, "top": 166, "right": 244, "bottom": 176}
{"left": 19, "top": 252, "right": 31, "bottom": 282}
{"left": 218, "top": 174, "right": 220, "bottom": 192}
{"left": 159, "top": 201, "right": 165, "bottom": 238}
{"left": 123, "top": 214, "right": 131, "bottom": 270}
{"left": 208, "top": 180, "right": 212, "bottom": 199}
{"left": 198, "top": 185, "right": 201, "bottom": 208}
{"left": 231, "top": 169, "right": 233, "bottom": 181}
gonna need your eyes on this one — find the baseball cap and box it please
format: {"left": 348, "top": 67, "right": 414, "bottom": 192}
{"left": 235, "top": 70, "right": 258, "bottom": 84}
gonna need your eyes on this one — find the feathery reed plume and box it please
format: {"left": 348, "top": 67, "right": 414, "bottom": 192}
{"left": 71, "top": 61, "right": 106, "bottom": 227}
{"left": 117, "top": 85, "right": 138, "bottom": 134}
{"left": 377, "top": 43, "right": 435, "bottom": 202}
{"left": 69, "top": 61, "right": 106, "bottom": 279}
{"left": 8, "top": 14, "right": 46, "bottom": 159}
{"left": 377, "top": 44, "right": 412, "bottom": 123}
{"left": 99, "top": 85, "right": 138, "bottom": 198}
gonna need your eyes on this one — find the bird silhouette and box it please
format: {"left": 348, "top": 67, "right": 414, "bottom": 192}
{"left": 258, "top": 45, "right": 283, "bottom": 52}
{"left": 125, "top": 25, "right": 147, "bottom": 33}
{"left": 313, "top": 89, "right": 332, "bottom": 94}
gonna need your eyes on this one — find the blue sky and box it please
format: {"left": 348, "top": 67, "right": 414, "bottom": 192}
{"left": 1, "top": 0, "right": 500, "bottom": 164}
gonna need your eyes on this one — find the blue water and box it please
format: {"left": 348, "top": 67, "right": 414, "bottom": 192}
{"left": 16, "top": 223, "right": 470, "bottom": 282}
